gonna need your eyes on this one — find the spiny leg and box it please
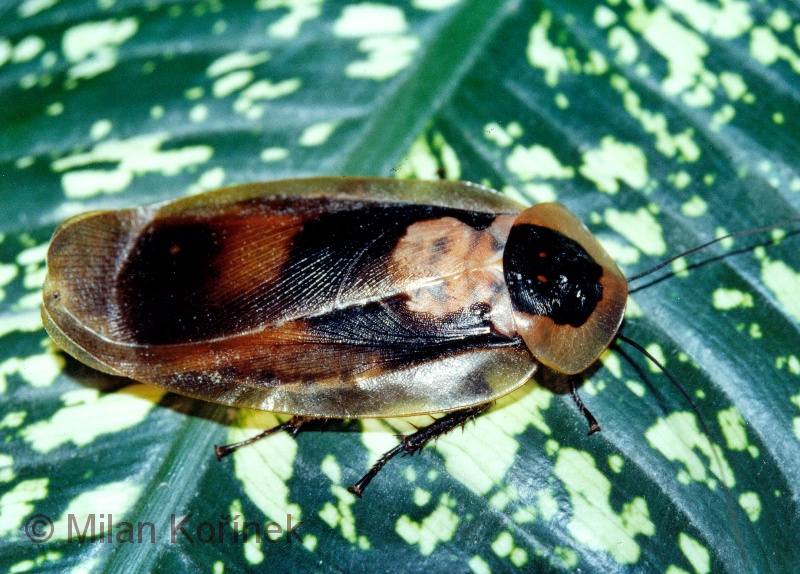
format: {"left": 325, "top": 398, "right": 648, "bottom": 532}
{"left": 348, "top": 404, "right": 488, "bottom": 498}
{"left": 570, "top": 379, "right": 601, "bottom": 435}
{"left": 214, "top": 415, "right": 313, "bottom": 460}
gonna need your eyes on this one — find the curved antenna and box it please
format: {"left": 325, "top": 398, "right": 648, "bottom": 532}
{"left": 616, "top": 333, "right": 748, "bottom": 569}
{"left": 627, "top": 217, "right": 800, "bottom": 283}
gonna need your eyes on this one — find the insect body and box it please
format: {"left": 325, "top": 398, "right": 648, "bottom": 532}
{"left": 42, "top": 177, "right": 628, "bottom": 493}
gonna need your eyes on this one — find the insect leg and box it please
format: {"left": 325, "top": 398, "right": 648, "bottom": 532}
{"left": 348, "top": 404, "right": 488, "bottom": 498}
{"left": 570, "top": 379, "right": 601, "bottom": 435}
{"left": 214, "top": 415, "right": 313, "bottom": 460}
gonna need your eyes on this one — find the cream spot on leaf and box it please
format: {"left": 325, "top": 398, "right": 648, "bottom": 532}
{"left": 645, "top": 411, "right": 735, "bottom": 489}
{"left": 21, "top": 384, "right": 165, "bottom": 453}
{"left": 580, "top": 137, "right": 648, "bottom": 194}
{"left": 0, "top": 479, "right": 48, "bottom": 537}
{"left": 604, "top": 207, "right": 666, "bottom": 256}
{"left": 395, "top": 495, "right": 459, "bottom": 556}
{"left": 678, "top": 532, "right": 710, "bottom": 574}
{"left": 554, "top": 448, "right": 655, "bottom": 564}
{"left": 51, "top": 482, "right": 141, "bottom": 541}
{"left": 62, "top": 18, "right": 138, "bottom": 80}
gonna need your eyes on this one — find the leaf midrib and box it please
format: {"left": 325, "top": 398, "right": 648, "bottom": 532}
{"left": 341, "top": 0, "right": 523, "bottom": 177}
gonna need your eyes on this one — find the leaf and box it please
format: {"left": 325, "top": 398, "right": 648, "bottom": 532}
{"left": 1, "top": 0, "right": 799, "bottom": 572}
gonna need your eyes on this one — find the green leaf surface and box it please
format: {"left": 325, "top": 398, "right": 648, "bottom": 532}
{"left": 2, "top": 0, "right": 799, "bottom": 572}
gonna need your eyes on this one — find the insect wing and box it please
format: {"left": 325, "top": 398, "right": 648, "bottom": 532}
{"left": 42, "top": 178, "right": 536, "bottom": 417}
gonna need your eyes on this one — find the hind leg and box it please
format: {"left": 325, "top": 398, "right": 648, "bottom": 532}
{"left": 348, "top": 404, "right": 488, "bottom": 497}
{"left": 214, "top": 415, "right": 314, "bottom": 460}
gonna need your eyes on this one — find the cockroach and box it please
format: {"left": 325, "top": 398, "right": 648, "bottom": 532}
{"left": 40, "top": 176, "right": 798, "bottom": 499}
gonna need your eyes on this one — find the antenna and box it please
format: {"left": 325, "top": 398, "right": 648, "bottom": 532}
{"left": 627, "top": 217, "right": 800, "bottom": 284}
{"left": 615, "top": 333, "right": 748, "bottom": 568}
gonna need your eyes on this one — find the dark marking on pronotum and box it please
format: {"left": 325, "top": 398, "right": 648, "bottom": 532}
{"left": 503, "top": 224, "right": 603, "bottom": 327}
